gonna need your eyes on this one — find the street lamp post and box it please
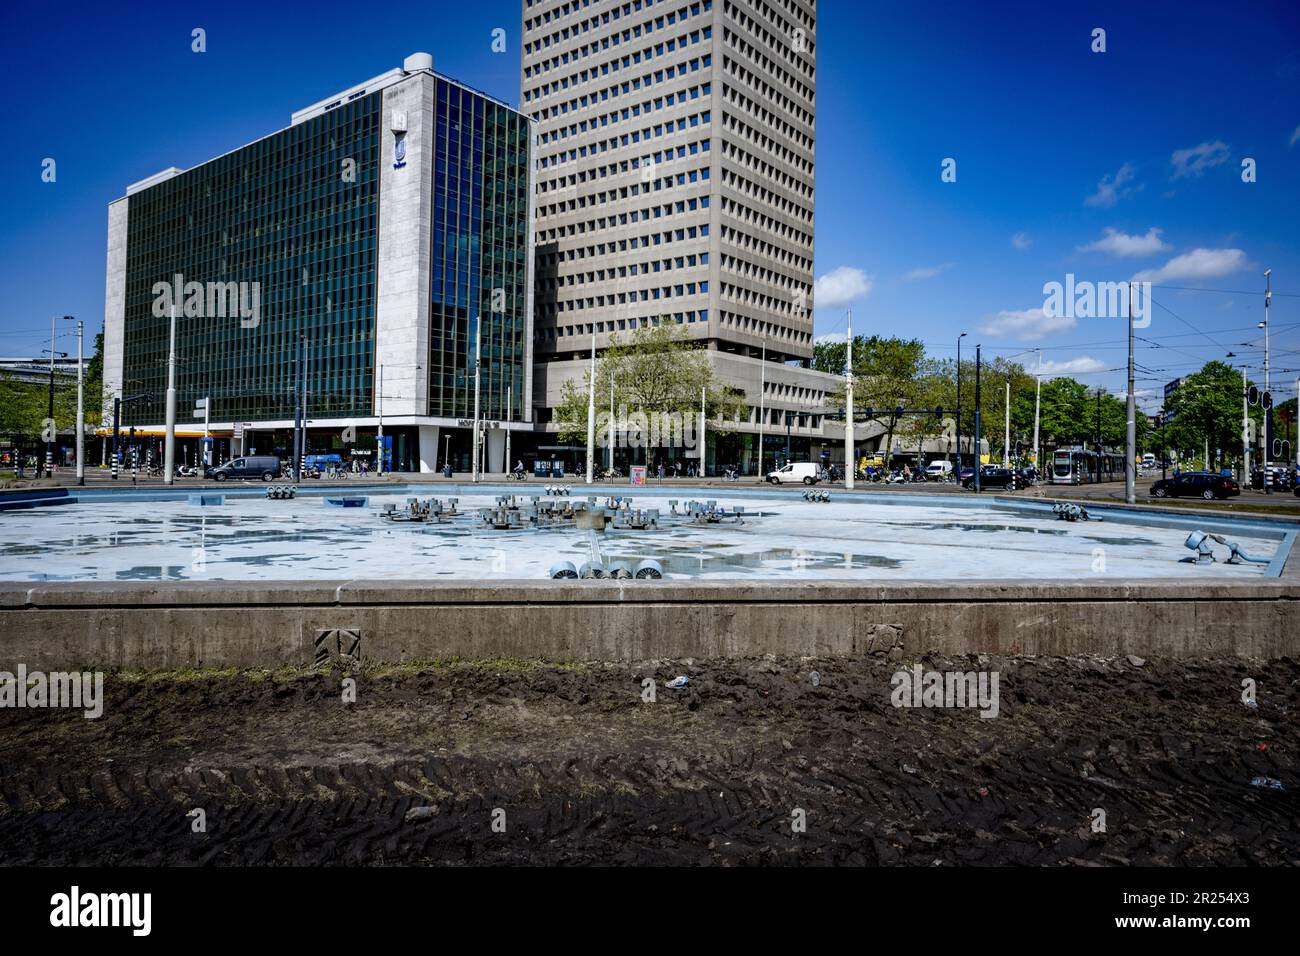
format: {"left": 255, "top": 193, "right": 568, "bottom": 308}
{"left": 973, "top": 344, "right": 982, "bottom": 492}
{"left": 1003, "top": 379, "right": 1010, "bottom": 468}
{"left": 1095, "top": 387, "right": 1103, "bottom": 483}
{"left": 1227, "top": 353, "right": 1251, "bottom": 482}
{"left": 757, "top": 336, "right": 766, "bottom": 481}
{"left": 473, "top": 324, "right": 483, "bottom": 482}
{"left": 53, "top": 316, "right": 83, "bottom": 485}
{"left": 1261, "top": 269, "right": 1272, "bottom": 488}
{"left": 700, "top": 385, "right": 707, "bottom": 478}
{"left": 291, "top": 336, "right": 308, "bottom": 482}
{"left": 71, "top": 318, "right": 84, "bottom": 486}
{"left": 1241, "top": 362, "right": 1249, "bottom": 481}
{"left": 1032, "top": 348, "right": 1041, "bottom": 479}
{"left": 1125, "top": 281, "right": 1136, "bottom": 504}
{"left": 845, "top": 309, "right": 854, "bottom": 490}
{"left": 45, "top": 316, "right": 58, "bottom": 478}
{"left": 585, "top": 332, "right": 596, "bottom": 485}
{"left": 956, "top": 332, "right": 967, "bottom": 478}
{"left": 955, "top": 332, "right": 966, "bottom": 476}
{"left": 164, "top": 306, "right": 178, "bottom": 485}
{"left": 376, "top": 362, "right": 384, "bottom": 479}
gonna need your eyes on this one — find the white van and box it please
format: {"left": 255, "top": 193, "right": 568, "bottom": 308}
{"left": 767, "top": 462, "right": 822, "bottom": 485}
{"left": 924, "top": 460, "right": 953, "bottom": 481}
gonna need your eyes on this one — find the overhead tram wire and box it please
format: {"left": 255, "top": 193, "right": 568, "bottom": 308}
{"left": 1152, "top": 285, "right": 1300, "bottom": 297}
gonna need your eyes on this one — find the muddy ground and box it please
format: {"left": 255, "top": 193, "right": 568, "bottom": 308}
{"left": 0, "top": 655, "right": 1296, "bottom": 866}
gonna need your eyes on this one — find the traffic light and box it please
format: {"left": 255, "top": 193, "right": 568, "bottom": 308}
{"left": 1248, "top": 384, "right": 1259, "bottom": 405}
{"left": 933, "top": 406, "right": 944, "bottom": 418}
{"left": 894, "top": 405, "right": 904, "bottom": 419}
{"left": 1015, "top": 440, "right": 1024, "bottom": 458}
{"left": 1263, "top": 390, "right": 1273, "bottom": 410}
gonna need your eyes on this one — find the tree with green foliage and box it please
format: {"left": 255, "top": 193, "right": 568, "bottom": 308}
{"left": 893, "top": 359, "right": 955, "bottom": 463}
{"left": 1165, "top": 361, "right": 1261, "bottom": 471}
{"left": 812, "top": 338, "right": 848, "bottom": 376}
{"left": 827, "top": 335, "right": 927, "bottom": 462}
{"left": 552, "top": 322, "right": 747, "bottom": 463}
{"left": 1, "top": 332, "right": 105, "bottom": 470}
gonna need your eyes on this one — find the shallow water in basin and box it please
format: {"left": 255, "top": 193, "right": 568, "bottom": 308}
{"left": 0, "top": 493, "right": 1280, "bottom": 582}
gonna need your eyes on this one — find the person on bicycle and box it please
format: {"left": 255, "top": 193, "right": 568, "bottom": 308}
{"left": 514, "top": 459, "right": 525, "bottom": 478}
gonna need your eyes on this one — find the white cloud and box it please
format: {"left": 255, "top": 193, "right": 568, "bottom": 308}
{"left": 1077, "top": 227, "right": 1171, "bottom": 258}
{"left": 1010, "top": 232, "right": 1032, "bottom": 250}
{"left": 814, "top": 331, "right": 848, "bottom": 345}
{"left": 1132, "top": 247, "right": 1250, "bottom": 283}
{"left": 1170, "top": 140, "right": 1230, "bottom": 179}
{"left": 1290, "top": 124, "right": 1300, "bottom": 147}
{"left": 1039, "top": 356, "right": 1106, "bottom": 377}
{"left": 980, "top": 307, "right": 1077, "bottom": 341}
{"left": 902, "top": 263, "right": 952, "bottom": 282}
{"left": 1086, "top": 162, "right": 1139, "bottom": 208}
{"left": 814, "top": 266, "right": 873, "bottom": 309}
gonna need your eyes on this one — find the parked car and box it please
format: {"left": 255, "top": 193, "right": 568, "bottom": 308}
{"left": 1149, "top": 471, "right": 1240, "bottom": 500}
{"left": 963, "top": 465, "right": 1017, "bottom": 490}
{"left": 206, "top": 455, "right": 282, "bottom": 482}
{"left": 924, "top": 460, "right": 954, "bottom": 481}
{"left": 767, "top": 461, "right": 822, "bottom": 485}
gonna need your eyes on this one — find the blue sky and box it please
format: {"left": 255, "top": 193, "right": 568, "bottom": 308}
{"left": 1, "top": 0, "right": 1297, "bottom": 412}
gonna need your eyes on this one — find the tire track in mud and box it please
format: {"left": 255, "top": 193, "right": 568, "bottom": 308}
{"left": 0, "top": 656, "right": 1296, "bottom": 865}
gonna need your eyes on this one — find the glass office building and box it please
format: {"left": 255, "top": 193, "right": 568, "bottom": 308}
{"left": 429, "top": 81, "right": 531, "bottom": 423}
{"left": 103, "top": 54, "right": 534, "bottom": 472}
{"left": 120, "top": 96, "right": 381, "bottom": 426}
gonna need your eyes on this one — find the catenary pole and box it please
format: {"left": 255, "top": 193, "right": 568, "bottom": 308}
{"left": 1126, "top": 282, "right": 1136, "bottom": 504}
{"left": 845, "top": 310, "right": 854, "bottom": 490}
{"left": 585, "top": 331, "right": 596, "bottom": 485}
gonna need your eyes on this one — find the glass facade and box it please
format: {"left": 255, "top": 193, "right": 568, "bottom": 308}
{"left": 117, "top": 75, "right": 531, "bottom": 431}
{"left": 430, "top": 78, "right": 531, "bottom": 421}
{"left": 121, "top": 95, "right": 382, "bottom": 426}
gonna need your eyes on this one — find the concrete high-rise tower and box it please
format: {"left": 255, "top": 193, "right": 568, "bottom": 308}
{"left": 521, "top": 0, "right": 834, "bottom": 473}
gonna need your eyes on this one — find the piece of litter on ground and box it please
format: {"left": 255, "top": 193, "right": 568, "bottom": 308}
{"left": 405, "top": 806, "right": 438, "bottom": 822}
{"left": 666, "top": 675, "right": 689, "bottom": 689}
{"left": 809, "top": 670, "right": 821, "bottom": 687}
{"left": 1249, "top": 776, "right": 1284, "bottom": 791}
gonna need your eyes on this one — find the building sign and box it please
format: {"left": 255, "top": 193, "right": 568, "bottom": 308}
{"left": 457, "top": 419, "right": 500, "bottom": 429}
{"left": 630, "top": 465, "right": 647, "bottom": 486}
{"left": 393, "top": 132, "right": 407, "bottom": 169}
